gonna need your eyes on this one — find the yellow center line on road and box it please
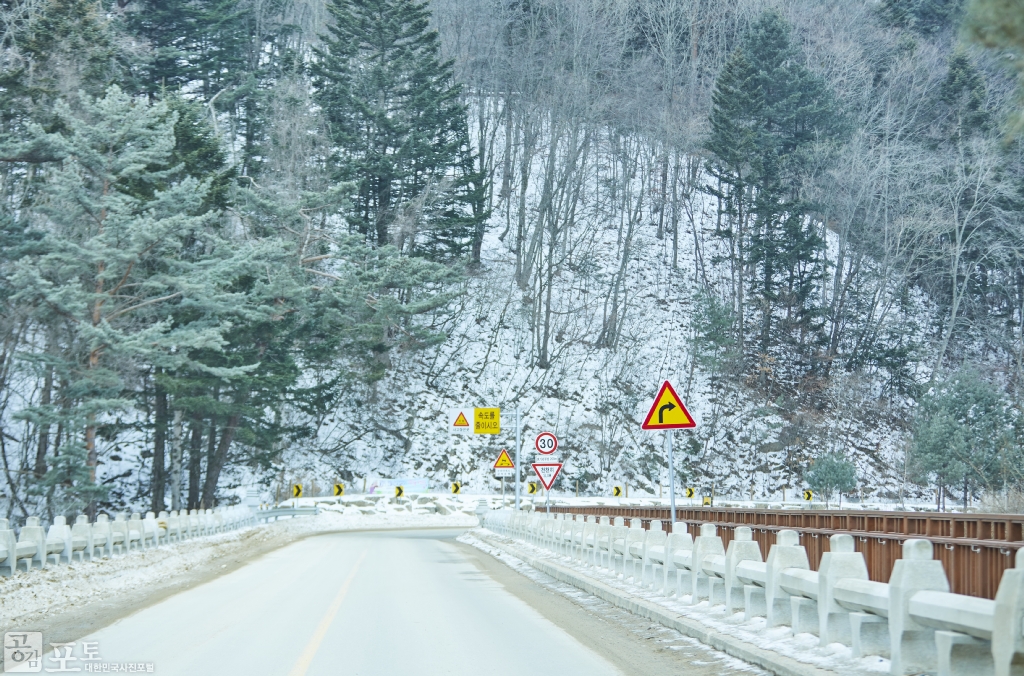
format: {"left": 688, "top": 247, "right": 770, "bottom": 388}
{"left": 287, "top": 550, "right": 367, "bottom": 676}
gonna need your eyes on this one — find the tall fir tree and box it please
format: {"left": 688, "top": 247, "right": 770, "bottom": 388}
{"left": 937, "top": 51, "right": 991, "bottom": 142}
{"left": 705, "top": 11, "right": 842, "bottom": 376}
{"left": 311, "top": 0, "right": 487, "bottom": 261}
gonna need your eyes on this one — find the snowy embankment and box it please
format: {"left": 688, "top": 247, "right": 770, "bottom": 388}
{"left": 291, "top": 115, "right": 921, "bottom": 505}
{"left": 0, "top": 508, "right": 478, "bottom": 631}
{"left": 464, "top": 527, "right": 889, "bottom": 676}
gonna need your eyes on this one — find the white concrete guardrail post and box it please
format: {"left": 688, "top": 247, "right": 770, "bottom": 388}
{"left": 765, "top": 529, "right": 809, "bottom": 628}
{"left": 888, "top": 538, "right": 950, "bottom": 676}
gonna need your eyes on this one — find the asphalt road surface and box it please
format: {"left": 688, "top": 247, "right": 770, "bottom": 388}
{"left": 77, "top": 529, "right": 759, "bottom": 676}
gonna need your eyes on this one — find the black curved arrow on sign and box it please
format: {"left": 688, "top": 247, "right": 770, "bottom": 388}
{"left": 658, "top": 402, "right": 676, "bottom": 424}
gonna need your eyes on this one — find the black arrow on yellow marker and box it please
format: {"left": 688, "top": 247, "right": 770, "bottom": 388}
{"left": 658, "top": 402, "right": 676, "bottom": 424}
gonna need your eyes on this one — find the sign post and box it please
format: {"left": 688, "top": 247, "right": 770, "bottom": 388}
{"left": 515, "top": 406, "right": 521, "bottom": 511}
{"left": 641, "top": 380, "right": 696, "bottom": 524}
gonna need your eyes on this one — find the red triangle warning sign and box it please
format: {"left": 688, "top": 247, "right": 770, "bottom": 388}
{"left": 641, "top": 381, "right": 696, "bottom": 430}
{"left": 532, "top": 463, "right": 563, "bottom": 490}
{"left": 453, "top": 412, "right": 469, "bottom": 427}
{"left": 493, "top": 449, "right": 515, "bottom": 469}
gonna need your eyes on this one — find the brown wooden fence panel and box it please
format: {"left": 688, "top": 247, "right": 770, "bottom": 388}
{"left": 548, "top": 506, "right": 1023, "bottom": 599}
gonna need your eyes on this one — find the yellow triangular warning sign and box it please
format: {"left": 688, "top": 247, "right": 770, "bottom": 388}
{"left": 641, "top": 381, "right": 696, "bottom": 430}
{"left": 493, "top": 449, "right": 515, "bottom": 468}
{"left": 453, "top": 411, "right": 469, "bottom": 427}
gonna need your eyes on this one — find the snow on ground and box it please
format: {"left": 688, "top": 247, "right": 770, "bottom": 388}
{"left": 463, "top": 528, "right": 891, "bottom": 676}
{"left": 0, "top": 509, "right": 477, "bottom": 629}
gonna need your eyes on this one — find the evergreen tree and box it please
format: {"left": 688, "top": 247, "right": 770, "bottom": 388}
{"left": 124, "top": 0, "right": 250, "bottom": 97}
{"left": 910, "top": 366, "right": 1012, "bottom": 506}
{"left": 7, "top": 86, "right": 236, "bottom": 512}
{"left": 804, "top": 453, "right": 857, "bottom": 508}
{"left": 705, "top": 11, "right": 842, "bottom": 374}
{"left": 124, "top": 0, "right": 296, "bottom": 176}
{"left": 311, "top": 0, "right": 488, "bottom": 261}
{"left": 937, "top": 51, "right": 991, "bottom": 141}
{"left": 879, "top": 0, "right": 964, "bottom": 34}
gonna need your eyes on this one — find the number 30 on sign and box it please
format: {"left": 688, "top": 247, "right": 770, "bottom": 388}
{"left": 535, "top": 432, "right": 558, "bottom": 455}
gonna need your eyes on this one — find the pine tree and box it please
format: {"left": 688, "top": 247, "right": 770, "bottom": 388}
{"left": 804, "top": 453, "right": 857, "bottom": 508}
{"left": 909, "top": 366, "right": 1012, "bottom": 507}
{"left": 124, "top": 0, "right": 249, "bottom": 96}
{"left": 705, "top": 11, "right": 841, "bottom": 375}
{"left": 8, "top": 86, "right": 236, "bottom": 512}
{"left": 938, "top": 51, "right": 991, "bottom": 141}
{"left": 311, "top": 0, "right": 487, "bottom": 261}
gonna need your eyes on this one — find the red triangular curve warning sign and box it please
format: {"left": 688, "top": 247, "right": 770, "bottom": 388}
{"left": 453, "top": 412, "right": 470, "bottom": 427}
{"left": 641, "top": 381, "right": 696, "bottom": 430}
{"left": 532, "top": 463, "right": 563, "bottom": 490}
{"left": 494, "top": 449, "right": 515, "bottom": 469}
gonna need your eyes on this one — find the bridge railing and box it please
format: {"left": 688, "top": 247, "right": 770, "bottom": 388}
{"left": 549, "top": 505, "right": 1023, "bottom": 599}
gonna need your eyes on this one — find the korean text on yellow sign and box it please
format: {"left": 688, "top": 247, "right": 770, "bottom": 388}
{"left": 473, "top": 407, "right": 500, "bottom": 434}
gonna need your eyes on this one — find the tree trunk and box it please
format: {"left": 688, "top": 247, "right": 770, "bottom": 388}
{"left": 169, "top": 409, "right": 183, "bottom": 511}
{"left": 201, "top": 412, "right": 242, "bottom": 508}
{"left": 657, "top": 153, "right": 668, "bottom": 240}
{"left": 34, "top": 363, "right": 52, "bottom": 478}
{"left": 151, "top": 375, "right": 167, "bottom": 512}
{"left": 187, "top": 419, "right": 204, "bottom": 510}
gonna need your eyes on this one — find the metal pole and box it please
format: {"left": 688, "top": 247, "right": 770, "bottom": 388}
{"left": 667, "top": 430, "right": 676, "bottom": 524}
{"left": 515, "top": 406, "right": 521, "bottom": 511}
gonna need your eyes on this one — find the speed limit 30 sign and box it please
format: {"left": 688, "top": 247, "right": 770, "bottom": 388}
{"left": 535, "top": 432, "right": 558, "bottom": 455}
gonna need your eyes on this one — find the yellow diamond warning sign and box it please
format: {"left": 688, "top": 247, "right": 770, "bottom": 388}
{"left": 493, "top": 449, "right": 514, "bottom": 469}
{"left": 641, "top": 381, "right": 696, "bottom": 430}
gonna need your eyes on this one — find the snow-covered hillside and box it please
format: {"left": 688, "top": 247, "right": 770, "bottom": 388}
{"left": 286, "top": 121, "right": 922, "bottom": 504}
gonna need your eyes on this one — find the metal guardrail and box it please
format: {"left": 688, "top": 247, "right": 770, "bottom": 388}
{"left": 255, "top": 506, "right": 319, "bottom": 522}
{"left": 550, "top": 505, "right": 1024, "bottom": 599}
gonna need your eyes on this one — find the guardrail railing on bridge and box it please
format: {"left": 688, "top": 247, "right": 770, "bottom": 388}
{"left": 550, "top": 506, "right": 1024, "bottom": 599}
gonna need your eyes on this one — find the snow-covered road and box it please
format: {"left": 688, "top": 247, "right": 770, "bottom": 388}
{"left": 71, "top": 528, "right": 623, "bottom": 675}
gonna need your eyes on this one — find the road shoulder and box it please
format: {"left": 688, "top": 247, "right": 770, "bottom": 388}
{"left": 454, "top": 536, "right": 766, "bottom": 676}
